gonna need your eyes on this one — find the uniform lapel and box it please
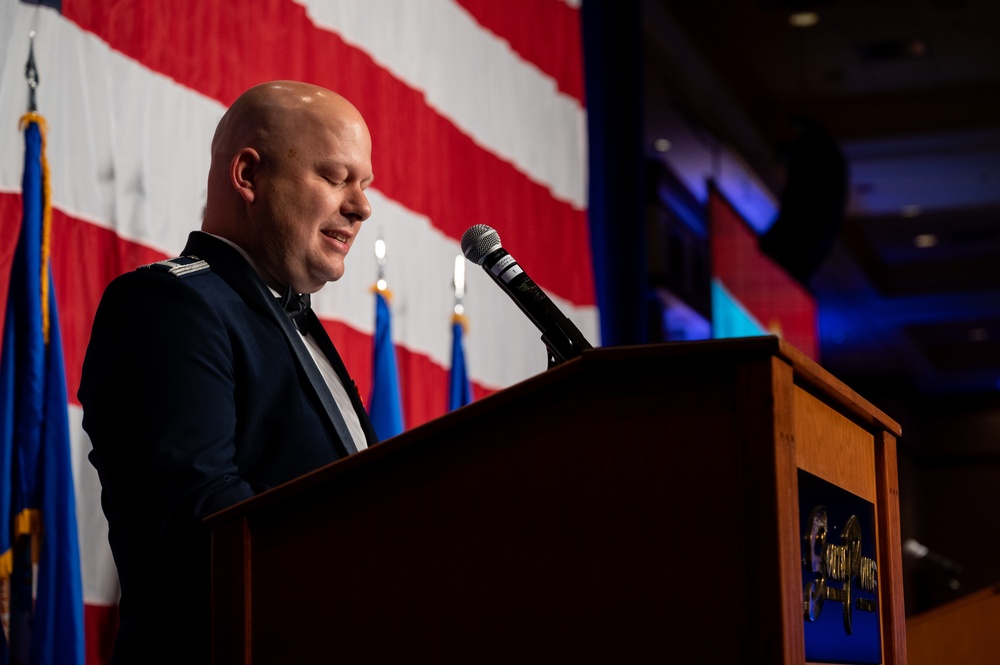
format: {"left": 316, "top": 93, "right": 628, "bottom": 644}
{"left": 303, "top": 310, "right": 380, "bottom": 448}
{"left": 181, "top": 232, "right": 361, "bottom": 457}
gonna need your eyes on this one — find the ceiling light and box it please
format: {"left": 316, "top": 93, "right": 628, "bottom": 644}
{"left": 789, "top": 12, "right": 819, "bottom": 28}
{"left": 654, "top": 138, "right": 672, "bottom": 153}
{"left": 902, "top": 204, "right": 922, "bottom": 217}
{"left": 913, "top": 233, "right": 938, "bottom": 248}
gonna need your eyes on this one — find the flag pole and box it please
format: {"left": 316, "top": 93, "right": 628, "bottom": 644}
{"left": 21, "top": 31, "right": 53, "bottom": 344}
{"left": 25, "top": 30, "right": 39, "bottom": 113}
{"left": 374, "top": 234, "right": 389, "bottom": 295}
{"left": 369, "top": 234, "right": 405, "bottom": 438}
{"left": 451, "top": 252, "right": 470, "bottom": 348}
{"left": 448, "top": 255, "right": 473, "bottom": 411}
{"left": 452, "top": 254, "right": 466, "bottom": 319}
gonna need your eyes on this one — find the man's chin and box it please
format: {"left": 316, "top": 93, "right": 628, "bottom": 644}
{"left": 301, "top": 268, "right": 344, "bottom": 292}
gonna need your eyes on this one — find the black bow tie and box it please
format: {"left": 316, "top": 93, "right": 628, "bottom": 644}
{"left": 279, "top": 285, "right": 311, "bottom": 333}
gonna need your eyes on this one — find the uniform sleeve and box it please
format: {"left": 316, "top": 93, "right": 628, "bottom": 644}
{"left": 79, "top": 270, "right": 254, "bottom": 553}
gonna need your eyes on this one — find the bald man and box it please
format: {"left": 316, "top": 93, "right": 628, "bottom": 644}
{"left": 79, "top": 81, "right": 379, "bottom": 663}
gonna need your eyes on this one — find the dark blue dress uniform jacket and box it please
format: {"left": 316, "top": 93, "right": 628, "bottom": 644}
{"left": 79, "top": 231, "right": 378, "bottom": 663}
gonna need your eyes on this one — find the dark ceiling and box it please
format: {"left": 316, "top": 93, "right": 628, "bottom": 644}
{"left": 644, "top": 0, "right": 1000, "bottom": 398}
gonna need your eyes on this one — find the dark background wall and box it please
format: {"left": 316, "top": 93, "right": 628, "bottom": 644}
{"left": 584, "top": 0, "right": 1000, "bottom": 618}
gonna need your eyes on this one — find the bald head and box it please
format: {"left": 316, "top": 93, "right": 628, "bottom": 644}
{"left": 209, "top": 81, "right": 364, "bottom": 177}
{"left": 202, "top": 81, "right": 374, "bottom": 293}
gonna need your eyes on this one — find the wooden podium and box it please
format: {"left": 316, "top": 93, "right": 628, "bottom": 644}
{"left": 906, "top": 584, "right": 1000, "bottom": 665}
{"left": 207, "top": 337, "right": 906, "bottom": 664}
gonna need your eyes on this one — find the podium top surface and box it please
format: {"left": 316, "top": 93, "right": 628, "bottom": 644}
{"left": 612, "top": 336, "right": 901, "bottom": 435}
{"left": 205, "top": 335, "right": 900, "bottom": 527}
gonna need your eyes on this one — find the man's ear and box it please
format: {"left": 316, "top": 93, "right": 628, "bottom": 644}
{"left": 231, "top": 148, "right": 261, "bottom": 203}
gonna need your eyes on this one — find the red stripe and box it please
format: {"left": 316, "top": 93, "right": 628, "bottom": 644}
{"left": 61, "top": 0, "right": 595, "bottom": 307}
{"left": 0, "top": 192, "right": 19, "bottom": 340}
{"left": 85, "top": 602, "right": 119, "bottom": 665}
{"left": 455, "top": 0, "right": 585, "bottom": 104}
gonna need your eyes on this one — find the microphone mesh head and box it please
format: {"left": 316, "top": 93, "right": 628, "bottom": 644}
{"left": 461, "top": 224, "right": 502, "bottom": 265}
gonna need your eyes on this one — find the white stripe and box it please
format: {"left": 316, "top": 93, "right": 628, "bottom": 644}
{"left": 0, "top": 5, "right": 222, "bottom": 257}
{"left": 69, "top": 405, "right": 121, "bottom": 606}
{"left": 294, "top": 0, "right": 588, "bottom": 210}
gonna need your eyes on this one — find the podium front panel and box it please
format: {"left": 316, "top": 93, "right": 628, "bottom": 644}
{"left": 209, "top": 338, "right": 906, "bottom": 664}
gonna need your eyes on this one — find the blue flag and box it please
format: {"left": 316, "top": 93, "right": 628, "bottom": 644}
{"left": 0, "top": 114, "right": 84, "bottom": 665}
{"left": 448, "top": 315, "right": 472, "bottom": 411}
{"left": 368, "top": 290, "right": 405, "bottom": 440}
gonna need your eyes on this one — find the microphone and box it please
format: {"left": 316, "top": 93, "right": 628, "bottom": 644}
{"left": 903, "top": 538, "right": 964, "bottom": 575}
{"left": 461, "top": 224, "right": 592, "bottom": 366}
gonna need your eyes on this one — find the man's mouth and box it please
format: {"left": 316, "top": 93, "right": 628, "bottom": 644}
{"left": 323, "top": 230, "right": 350, "bottom": 243}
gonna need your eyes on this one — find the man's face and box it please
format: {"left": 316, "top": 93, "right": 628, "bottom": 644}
{"left": 250, "top": 107, "right": 373, "bottom": 294}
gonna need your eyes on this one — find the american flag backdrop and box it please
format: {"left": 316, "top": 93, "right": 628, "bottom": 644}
{"left": 0, "top": 1, "right": 597, "bottom": 661}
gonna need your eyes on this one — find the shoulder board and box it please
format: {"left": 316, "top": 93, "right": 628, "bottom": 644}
{"left": 139, "top": 255, "right": 211, "bottom": 278}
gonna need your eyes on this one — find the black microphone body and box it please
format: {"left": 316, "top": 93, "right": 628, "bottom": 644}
{"left": 903, "top": 538, "right": 964, "bottom": 575}
{"left": 462, "top": 225, "right": 592, "bottom": 366}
